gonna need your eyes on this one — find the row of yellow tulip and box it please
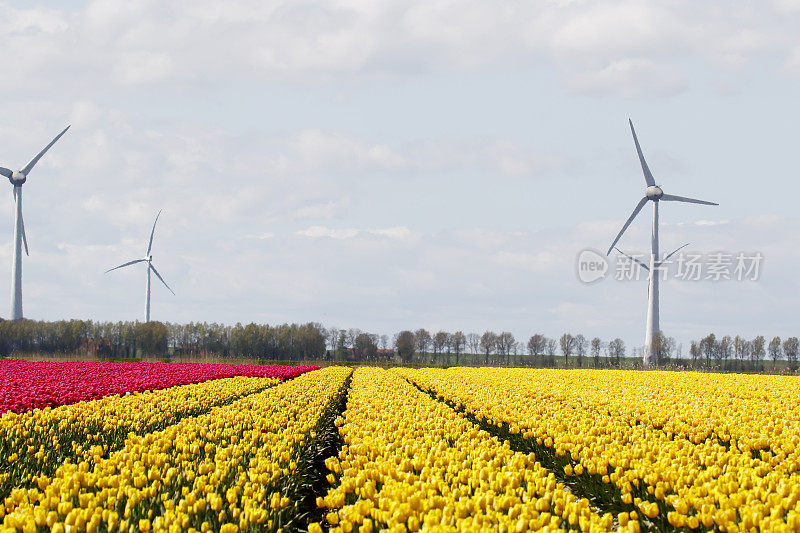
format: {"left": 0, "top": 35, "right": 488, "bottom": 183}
{"left": 1, "top": 366, "right": 351, "bottom": 533}
{"left": 397, "top": 367, "right": 800, "bottom": 532}
{"left": 314, "top": 368, "right": 616, "bottom": 532}
{"left": 0, "top": 375, "right": 280, "bottom": 501}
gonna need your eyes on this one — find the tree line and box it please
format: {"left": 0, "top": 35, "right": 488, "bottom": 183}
{"left": 685, "top": 333, "right": 799, "bottom": 372}
{"left": 0, "top": 319, "right": 326, "bottom": 361}
{"left": 383, "top": 328, "right": 627, "bottom": 368}
{"left": 1, "top": 318, "right": 797, "bottom": 373}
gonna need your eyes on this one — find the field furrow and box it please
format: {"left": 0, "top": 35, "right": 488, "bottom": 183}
{"left": 397, "top": 367, "right": 800, "bottom": 531}
{"left": 316, "top": 367, "right": 614, "bottom": 532}
{"left": 0, "top": 376, "right": 280, "bottom": 502}
{"left": 1, "top": 366, "right": 351, "bottom": 532}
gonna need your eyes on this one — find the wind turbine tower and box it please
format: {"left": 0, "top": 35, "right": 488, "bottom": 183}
{"left": 106, "top": 210, "right": 175, "bottom": 322}
{"left": 0, "top": 126, "right": 70, "bottom": 320}
{"left": 607, "top": 120, "right": 718, "bottom": 366}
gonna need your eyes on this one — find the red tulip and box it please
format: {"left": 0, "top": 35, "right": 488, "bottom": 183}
{"left": 0, "top": 359, "right": 319, "bottom": 414}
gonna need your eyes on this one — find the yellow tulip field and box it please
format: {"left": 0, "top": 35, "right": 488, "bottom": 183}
{"left": 2, "top": 365, "right": 800, "bottom": 531}
{"left": 395, "top": 368, "right": 800, "bottom": 532}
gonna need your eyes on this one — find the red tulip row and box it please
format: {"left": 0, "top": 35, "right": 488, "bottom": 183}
{"left": 0, "top": 359, "right": 319, "bottom": 414}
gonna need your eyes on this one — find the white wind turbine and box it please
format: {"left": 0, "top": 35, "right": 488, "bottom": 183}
{"left": 0, "top": 126, "right": 71, "bottom": 320}
{"left": 106, "top": 210, "right": 175, "bottom": 322}
{"left": 607, "top": 120, "right": 718, "bottom": 366}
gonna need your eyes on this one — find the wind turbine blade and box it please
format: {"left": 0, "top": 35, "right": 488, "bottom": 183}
{"left": 147, "top": 210, "right": 162, "bottom": 256}
{"left": 606, "top": 197, "right": 649, "bottom": 255}
{"left": 105, "top": 259, "right": 146, "bottom": 273}
{"left": 629, "top": 119, "right": 655, "bottom": 187}
{"left": 0, "top": 167, "right": 11, "bottom": 178}
{"left": 660, "top": 243, "right": 690, "bottom": 264}
{"left": 20, "top": 210, "right": 28, "bottom": 256}
{"left": 660, "top": 194, "right": 718, "bottom": 206}
{"left": 613, "top": 247, "right": 649, "bottom": 271}
{"left": 21, "top": 125, "right": 71, "bottom": 176}
{"left": 150, "top": 264, "right": 175, "bottom": 295}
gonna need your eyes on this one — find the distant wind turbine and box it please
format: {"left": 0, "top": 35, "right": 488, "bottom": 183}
{"left": 106, "top": 210, "right": 175, "bottom": 322}
{"left": 0, "top": 126, "right": 71, "bottom": 320}
{"left": 607, "top": 120, "right": 718, "bottom": 366}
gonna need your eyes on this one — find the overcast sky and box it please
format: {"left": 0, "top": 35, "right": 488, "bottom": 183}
{"left": 1, "top": 0, "right": 800, "bottom": 352}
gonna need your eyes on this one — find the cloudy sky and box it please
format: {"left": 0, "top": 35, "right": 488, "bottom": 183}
{"left": 2, "top": 0, "right": 800, "bottom": 352}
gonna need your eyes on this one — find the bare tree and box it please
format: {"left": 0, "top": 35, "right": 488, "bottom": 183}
{"left": 769, "top": 336, "right": 782, "bottom": 371}
{"left": 590, "top": 337, "right": 602, "bottom": 368}
{"left": 395, "top": 330, "right": 416, "bottom": 364}
{"left": 433, "top": 331, "right": 449, "bottom": 362}
{"left": 560, "top": 333, "right": 576, "bottom": 367}
{"left": 734, "top": 335, "right": 747, "bottom": 370}
{"left": 608, "top": 338, "right": 625, "bottom": 367}
{"left": 481, "top": 331, "right": 497, "bottom": 365}
{"left": 345, "top": 328, "right": 361, "bottom": 358}
{"left": 415, "top": 329, "right": 431, "bottom": 360}
{"left": 718, "top": 335, "right": 732, "bottom": 368}
{"left": 784, "top": 337, "right": 799, "bottom": 372}
{"left": 652, "top": 331, "right": 675, "bottom": 366}
{"left": 527, "top": 334, "right": 547, "bottom": 366}
{"left": 574, "top": 334, "right": 587, "bottom": 367}
{"left": 741, "top": 341, "right": 751, "bottom": 370}
{"left": 379, "top": 334, "right": 389, "bottom": 351}
{"left": 335, "top": 330, "right": 347, "bottom": 360}
{"left": 689, "top": 341, "right": 700, "bottom": 366}
{"left": 324, "top": 327, "right": 339, "bottom": 351}
{"left": 496, "top": 332, "right": 516, "bottom": 365}
{"left": 546, "top": 338, "right": 557, "bottom": 366}
{"left": 466, "top": 332, "right": 481, "bottom": 356}
{"left": 752, "top": 335, "right": 766, "bottom": 371}
{"left": 451, "top": 331, "right": 466, "bottom": 366}
{"left": 354, "top": 333, "right": 378, "bottom": 361}
{"left": 700, "top": 334, "right": 717, "bottom": 367}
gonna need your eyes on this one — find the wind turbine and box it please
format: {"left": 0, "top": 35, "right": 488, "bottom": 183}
{"left": 106, "top": 210, "right": 175, "bottom": 322}
{"left": 0, "top": 126, "right": 70, "bottom": 320}
{"left": 607, "top": 120, "right": 718, "bottom": 366}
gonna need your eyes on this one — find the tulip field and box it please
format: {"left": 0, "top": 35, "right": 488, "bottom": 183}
{"left": 2, "top": 364, "right": 800, "bottom": 531}
{"left": 0, "top": 360, "right": 316, "bottom": 414}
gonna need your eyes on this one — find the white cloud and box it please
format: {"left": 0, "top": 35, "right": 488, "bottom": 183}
{"left": 491, "top": 251, "right": 561, "bottom": 271}
{"left": 296, "top": 226, "right": 419, "bottom": 242}
{"left": 367, "top": 227, "right": 419, "bottom": 242}
{"left": 0, "top": 1, "right": 798, "bottom": 95}
{"left": 786, "top": 46, "right": 800, "bottom": 75}
{"left": 288, "top": 130, "right": 405, "bottom": 172}
{"left": 297, "top": 226, "right": 360, "bottom": 239}
{"left": 293, "top": 200, "right": 348, "bottom": 220}
{"left": 695, "top": 220, "right": 730, "bottom": 227}
{"left": 240, "top": 232, "right": 275, "bottom": 240}
{"left": 565, "top": 59, "right": 688, "bottom": 97}
{"left": 111, "top": 52, "right": 173, "bottom": 85}
{"left": 407, "top": 139, "right": 567, "bottom": 179}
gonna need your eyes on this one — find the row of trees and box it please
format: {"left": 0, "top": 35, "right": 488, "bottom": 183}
{"left": 0, "top": 319, "right": 326, "bottom": 361}
{"left": 0, "top": 319, "right": 632, "bottom": 367}
{"left": 2, "top": 318, "right": 797, "bottom": 372}
{"left": 687, "top": 333, "right": 799, "bottom": 372}
{"left": 387, "top": 328, "right": 627, "bottom": 367}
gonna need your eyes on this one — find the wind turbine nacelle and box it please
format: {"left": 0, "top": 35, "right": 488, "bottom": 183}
{"left": 9, "top": 171, "right": 25, "bottom": 185}
{"left": 645, "top": 185, "right": 663, "bottom": 200}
